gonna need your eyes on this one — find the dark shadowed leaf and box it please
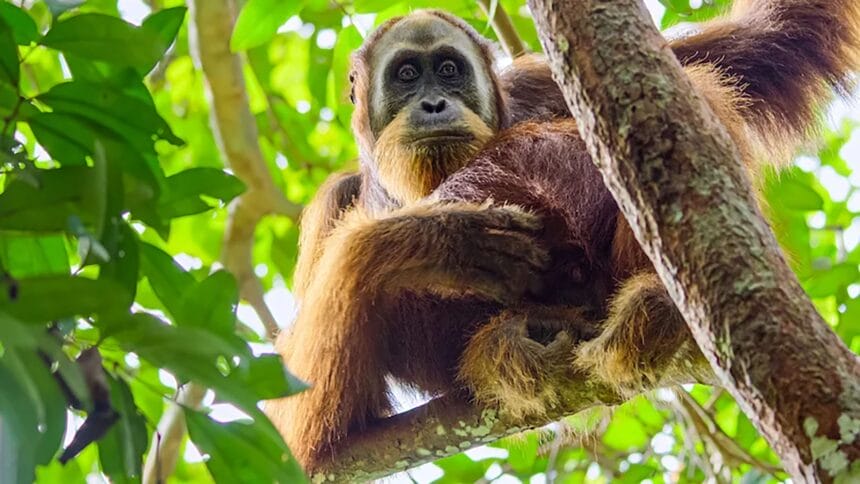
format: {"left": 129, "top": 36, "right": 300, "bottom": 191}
{"left": 26, "top": 112, "right": 95, "bottom": 166}
{"left": 0, "top": 348, "right": 66, "bottom": 484}
{"left": 0, "top": 4, "right": 39, "bottom": 45}
{"left": 0, "top": 17, "right": 20, "bottom": 86}
{"left": 98, "top": 374, "right": 148, "bottom": 483}
{"left": 0, "top": 167, "right": 95, "bottom": 232}
{"left": 40, "top": 14, "right": 163, "bottom": 73}
{"left": 98, "top": 221, "right": 140, "bottom": 308}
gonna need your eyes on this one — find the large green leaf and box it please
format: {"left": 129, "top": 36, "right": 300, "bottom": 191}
{"left": 37, "top": 81, "right": 182, "bottom": 151}
{"left": 98, "top": 375, "right": 148, "bottom": 483}
{"left": 141, "top": 7, "right": 187, "bottom": 65}
{"left": 0, "top": 348, "right": 67, "bottom": 484}
{"left": 98, "top": 221, "right": 140, "bottom": 309}
{"left": 26, "top": 112, "right": 95, "bottom": 166}
{"left": 0, "top": 4, "right": 39, "bottom": 45}
{"left": 109, "top": 312, "right": 304, "bottom": 418}
{"left": 0, "top": 234, "right": 69, "bottom": 278}
{"left": 0, "top": 167, "right": 94, "bottom": 232}
{"left": 175, "top": 270, "right": 238, "bottom": 337}
{"left": 138, "top": 242, "right": 195, "bottom": 316}
{"left": 40, "top": 14, "right": 163, "bottom": 73}
{"left": 0, "top": 17, "right": 20, "bottom": 87}
{"left": 159, "top": 167, "right": 246, "bottom": 219}
{"left": 0, "top": 275, "right": 130, "bottom": 323}
{"left": 184, "top": 409, "right": 307, "bottom": 483}
{"left": 230, "top": 0, "right": 302, "bottom": 51}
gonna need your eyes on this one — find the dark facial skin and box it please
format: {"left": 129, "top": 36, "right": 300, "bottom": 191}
{"left": 368, "top": 14, "right": 498, "bottom": 141}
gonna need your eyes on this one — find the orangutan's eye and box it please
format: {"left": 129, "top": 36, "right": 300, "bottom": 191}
{"left": 397, "top": 64, "right": 420, "bottom": 82}
{"left": 438, "top": 60, "right": 459, "bottom": 77}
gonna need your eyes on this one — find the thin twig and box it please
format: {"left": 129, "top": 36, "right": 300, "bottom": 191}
{"left": 476, "top": 0, "right": 527, "bottom": 58}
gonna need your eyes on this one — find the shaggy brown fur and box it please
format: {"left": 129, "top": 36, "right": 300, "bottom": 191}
{"left": 267, "top": 1, "right": 860, "bottom": 472}
{"left": 291, "top": 172, "right": 360, "bottom": 299}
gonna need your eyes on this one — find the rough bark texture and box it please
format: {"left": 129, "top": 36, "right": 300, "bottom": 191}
{"left": 527, "top": 0, "right": 860, "bottom": 481}
{"left": 312, "top": 377, "right": 619, "bottom": 482}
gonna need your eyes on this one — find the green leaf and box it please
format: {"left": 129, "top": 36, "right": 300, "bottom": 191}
{"left": 0, "top": 78, "right": 19, "bottom": 118}
{"left": 0, "top": 348, "right": 66, "bottom": 484}
{"left": 98, "top": 375, "right": 148, "bottom": 483}
{"left": 602, "top": 407, "right": 650, "bottom": 450}
{"left": 40, "top": 14, "right": 163, "bottom": 73}
{"left": 26, "top": 112, "right": 95, "bottom": 166}
{"left": 804, "top": 263, "right": 860, "bottom": 299}
{"left": 332, "top": 25, "right": 362, "bottom": 106}
{"left": 0, "top": 310, "right": 40, "bottom": 348}
{"left": 0, "top": 167, "right": 94, "bottom": 232}
{"left": 141, "top": 7, "right": 186, "bottom": 65}
{"left": 353, "top": 0, "right": 403, "bottom": 13}
{"left": 108, "top": 313, "right": 259, "bottom": 413}
{"left": 0, "top": 4, "right": 39, "bottom": 45}
{"left": 618, "top": 463, "right": 658, "bottom": 482}
{"left": 0, "top": 17, "right": 20, "bottom": 86}
{"left": 0, "top": 275, "right": 130, "bottom": 323}
{"left": 98, "top": 221, "right": 140, "bottom": 308}
{"left": 504, "top": 431, "right": 539, "bottom": 472}
{"left": 226, "top": 354, "right": 309, "bottom": 401}
{"left": 0, "top": 234, "right": 69, "bottom": 278}
{"left": 838, "top": 298, "right": 860, "bottom": 342}
{"left": 308, "top": 29, "right": 334, "bottom": 107}
{"left": 37, "top": 81, "right": 182, "bottom": 151}
{"left": 230, "top": 0, "right": 302, "bottom": 51}
{"left": 176, "top": 270, "right": 238, "bottom": 336}
{"left": 777, "top": 178, "right": 825, "bottom": 211}
{"left": 434, "top": 453, "right": 495, "bottom": 482}
{"left": 159, "top": 167, "right": 246, "bottom": 219}
{"left": 184, "top": 410, "right": 307, "bottom": 483}
{"left": 138, "top": 242, "right": 195, "bottom": 316}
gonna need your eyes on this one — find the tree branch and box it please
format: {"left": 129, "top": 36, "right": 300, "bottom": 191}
{"left": 527, "top": 0, "right": 860, "bottom": 481}
{"left": 476, "top": 0, "right": 527, "bottom": 58}
{"left": 312, "top": 368, "right": 623, "bottom": 481}
{"left": 142, "top": 0, "right": 301, "bottom": 481}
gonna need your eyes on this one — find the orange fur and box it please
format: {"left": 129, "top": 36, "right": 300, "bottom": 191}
{"left": 374, "top": 110, "right": 494, "bottom": 203}
{"left": 267, "top": 201, "right": 547, "bottom": 470}
{"left": 269, "top": 1, "right": 860, "bottom": 472}
{"left": 292, "top": 172, "right": 361, "bottom": 299}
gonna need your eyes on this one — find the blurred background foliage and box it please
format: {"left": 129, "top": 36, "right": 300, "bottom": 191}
{"left": 0, "top": 0, "right": 857, "bottom": 483}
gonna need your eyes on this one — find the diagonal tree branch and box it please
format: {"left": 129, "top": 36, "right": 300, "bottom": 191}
{"left": 476, "top": 0, "right": 527, "bottom": 58}
{"left": 142, "top": 0, "right": 301, "bottom": 482}
{"left": 313, "top": 372, "right": 622, "bottom": 482}
{"left": 526, "top": 0, "right": 860, "bottom": 481}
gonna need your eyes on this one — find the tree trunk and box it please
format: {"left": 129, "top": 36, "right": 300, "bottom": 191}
{"left": 527, "top": 0, "right": 860, "bottom": 481}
